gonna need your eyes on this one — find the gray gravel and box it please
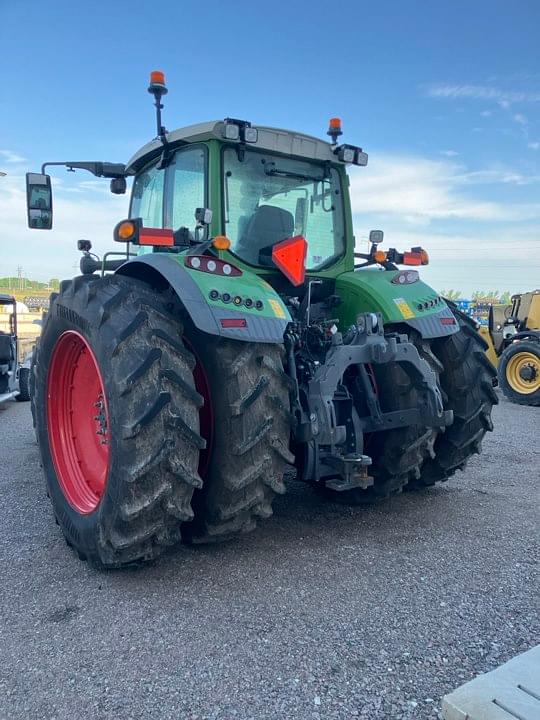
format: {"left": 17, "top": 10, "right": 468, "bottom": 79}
{"left": 0, "top": 394, "right": 538, "bottom": 720}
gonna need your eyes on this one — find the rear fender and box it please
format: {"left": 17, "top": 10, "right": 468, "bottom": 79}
{"left": 116, "top": 253, "right": 290, "bottom": 343}
{"left": 335, "top": 270, "right": 459, "bottom": 339}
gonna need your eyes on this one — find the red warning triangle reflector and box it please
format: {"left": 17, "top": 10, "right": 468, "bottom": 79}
{"left": 271, "top": 235, "right": 307, "bottom": 286}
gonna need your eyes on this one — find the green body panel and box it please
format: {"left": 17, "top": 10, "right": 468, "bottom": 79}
{"left": 335, "top": 269, "right": 443, "bottom": 329}
{"left": 172, "top": 251, "right": 291, "bottom": 322}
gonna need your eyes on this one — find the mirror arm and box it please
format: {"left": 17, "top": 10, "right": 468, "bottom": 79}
{"left": 41, "top": 161, "right": 127, "bottom": 178}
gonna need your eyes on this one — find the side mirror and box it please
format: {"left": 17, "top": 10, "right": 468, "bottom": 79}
{"left": 26, "top": 173, "right": 53, "bottom": 229}
{"left": 369, "top": 230, "right": 384, "bottom": 245}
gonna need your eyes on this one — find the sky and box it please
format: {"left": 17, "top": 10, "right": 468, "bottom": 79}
{"left": 1, "top": 0, "right": 539, "bottom": 296}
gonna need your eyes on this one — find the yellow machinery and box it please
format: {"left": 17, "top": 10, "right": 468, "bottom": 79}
{"left": 481, "top": 290, "right": 540, "bottom": 406}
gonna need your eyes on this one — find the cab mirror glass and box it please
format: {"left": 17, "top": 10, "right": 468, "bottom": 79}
{"left": 26, "top": 173, "right": 53, "bottom": 229}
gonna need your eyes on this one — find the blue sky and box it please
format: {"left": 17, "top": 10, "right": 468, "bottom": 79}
{"left": 1, "top": 0, "right": 539, "bottom": 295}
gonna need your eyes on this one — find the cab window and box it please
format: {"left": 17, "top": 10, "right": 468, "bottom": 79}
{"left": 131, "top": 163, "right": 164, "bottom": 227}
{"left": 167, "top": 146, "right": 206, "bottom": 231}
{"left": 223, "top": 147, "right": 345, "bottom": 269}
{"left": 130, "top": 145, "right": 207, "bottom": 233}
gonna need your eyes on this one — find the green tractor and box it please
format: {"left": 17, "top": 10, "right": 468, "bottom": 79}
{"left": 26, "top": 72, "right": 497, "bottom": 568}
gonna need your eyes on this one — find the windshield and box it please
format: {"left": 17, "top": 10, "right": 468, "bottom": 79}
{"left": 223, "top": 148, "right": 345, "bottom": 269}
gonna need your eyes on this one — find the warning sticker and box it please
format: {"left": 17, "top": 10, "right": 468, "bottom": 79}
{"left": 268, "top": 298, "right": 286, "bottom": 319}
{"left": 393, "top": 297, "right": 415, "bottom": 319}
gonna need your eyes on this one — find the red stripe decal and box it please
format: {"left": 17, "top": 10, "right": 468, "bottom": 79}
{"left": 139, "top": 227, "right": 174, "bottom": 246}
{"left": 220, "top": 318, "right": 247, "bottom": 329}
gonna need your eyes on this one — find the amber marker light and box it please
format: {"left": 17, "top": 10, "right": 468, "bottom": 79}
{"left": 373, "top": 250, "right": 387, "bottom": 263}
{"left": 114, "top": 219, "right": 141, "bottom": 243}
{"left": 118, "top": 221, "right": 135, "bottom": 240}
{"left": 327, "top": 117, "right": 343, "bottom": 144}
{"left": 150, "top": 70, "right": 166, "bottom": 86}
{"left": 212, "top": 235, "right": 231, "bottom": 251}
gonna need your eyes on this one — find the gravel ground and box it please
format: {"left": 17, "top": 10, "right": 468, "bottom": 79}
{"left": 0, "top": 393, "right": 538, "bottom": 720}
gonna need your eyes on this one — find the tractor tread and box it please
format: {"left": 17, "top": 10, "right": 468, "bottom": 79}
{"left": 33, "top": 275, "right": 202, "bottom": 568}
{"left": 186, "top": 342, "right": 291, "bottom": 542}
{"left": 409, "top": 309, "right": 498, "bottom": 489}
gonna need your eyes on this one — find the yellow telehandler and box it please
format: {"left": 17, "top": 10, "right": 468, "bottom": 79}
{"left": 481, "top": 290, "right": 540, "bottom": 406}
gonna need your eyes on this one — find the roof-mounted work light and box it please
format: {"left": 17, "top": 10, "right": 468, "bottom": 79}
{"left": 222, "top": 118, "right": 258, "bottom": 143}
{"left": 334, "top": 143, "right": 369, "bottom": 166}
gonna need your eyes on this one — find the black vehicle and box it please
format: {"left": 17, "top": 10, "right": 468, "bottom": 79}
{"left": 0, "top": 295, "right": 31, "bottom": 404}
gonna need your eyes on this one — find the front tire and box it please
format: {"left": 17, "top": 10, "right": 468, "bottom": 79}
{"left": 34, "top": 275, "right": 204, "bottom": 568}
{"left": 498, "top": 341, "right": 540, "bottom": 406}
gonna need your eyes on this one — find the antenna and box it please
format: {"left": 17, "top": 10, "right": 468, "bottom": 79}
{"left": 147, "top": 71, "right": 168, "bottom": 144}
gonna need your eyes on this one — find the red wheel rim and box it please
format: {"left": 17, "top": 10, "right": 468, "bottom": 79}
{"left": 47, "top": 331, "right": 110, "bottom": 514}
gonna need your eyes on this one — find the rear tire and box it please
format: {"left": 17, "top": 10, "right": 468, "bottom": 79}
{"left": 497, "top": 341, "right": 540, "bottom": 406}
{"left": 186, "top": 336, "right": 293, "bottom": 541}
{"left": 34, "top": 275, "right": 203, "bottom": 568}
{"left": 409, "top": 311, "right": 498, "bottom": 489}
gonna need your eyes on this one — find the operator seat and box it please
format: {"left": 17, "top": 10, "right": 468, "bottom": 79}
{"left": 236, "top": 205, "right": 294, "bottom": 265}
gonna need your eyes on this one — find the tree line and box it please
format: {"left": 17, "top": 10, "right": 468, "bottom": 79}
{"left": 440, "top": 290, "right": 513, "bottom": 305}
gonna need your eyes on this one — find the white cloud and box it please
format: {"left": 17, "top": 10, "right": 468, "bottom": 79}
{"left": 480, "top": 110, "right": 492, "bottom": 117}
{"left": 0, "top": 173, "right": 128, "bottom": 281}
{"left": 349, "top": 154, "right": 540, "bottom": 294}
{"left": 440, "top": 150, "right": 459, "bottom": 157}
{"left": 352, "top": 225, "right": 540, "bottom": 296}
{"left": 513, "top": 113, "right": 528, "bottom": 125}
{"left": 348, "top": 154, "right": 540, "bottom": 224}
{"left": 0, "top": 149, "right": 27, "bottom": 164}
{"left": 528, "top": 142, "right": 540, "bottom": 151}
{"left": 424, "top": 84, "right": 540, "bottom": 104}
{"left": 457, "top": 169, "right": 540, "bottom": 186}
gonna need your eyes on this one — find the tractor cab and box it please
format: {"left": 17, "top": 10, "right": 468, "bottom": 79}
{"left": 121, "top": 116, "right": 361, "bottom": 293}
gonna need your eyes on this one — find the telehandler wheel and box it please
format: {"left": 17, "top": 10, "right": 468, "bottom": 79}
{"left": 408, "top": 310, "right": 498, "bottom": 489}
{"left": 34, "top": 275, "right": 203, "bottom": 568}
{"left": 498, "top": 341, "right": 540, "bottom": 406}
{"left": 15, "top": 368, "right": 31, "bottom": 402}
{"left": 185, "top": 337, "right": 294, "bottom": 542}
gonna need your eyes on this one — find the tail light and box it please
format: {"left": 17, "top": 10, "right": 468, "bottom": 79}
{"left": 184, "top": 256, "right": 242, "bottom": 276}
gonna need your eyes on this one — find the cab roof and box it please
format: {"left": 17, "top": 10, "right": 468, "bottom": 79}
{"left": 125, "top": 120, "right": 341, "bottom": 173}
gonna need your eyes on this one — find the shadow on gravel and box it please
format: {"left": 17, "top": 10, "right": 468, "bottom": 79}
{"left": 89, "top": 474, "right": 472, "bottom": 587}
